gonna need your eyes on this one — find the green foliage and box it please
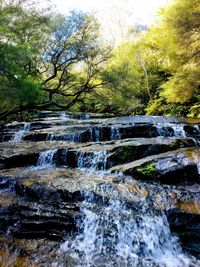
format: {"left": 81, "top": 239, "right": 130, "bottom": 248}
{"left": 145, "top": 99, "right": 163, "bottom": 115}
{"left": 152, "top": 0, "right": 200, "bottom": 104}
{"left": 0, "top": 0, "right": 200, "bottom": 119}
{"left": 0, "top": 0, "right": 51, "bottom": 117}
{"left": 146, "top": 99, "right": 189, "bottom": 117}
{"left": 101, "top": 0, "right": 200, "bottom": 116}
{"left": 8, "top": 111, "right": 34, "bottom": 122}
{"left": 188, "top": 96, "right": 200, "bottom": 117}
{"left": 97, "top": 41, "right": 150, "bottom": 115}
{"left": 0, "top": 1, "right": 109, "bottom": 120}
{"left": 137, "top": 163, "right": 157, "bottom": 177}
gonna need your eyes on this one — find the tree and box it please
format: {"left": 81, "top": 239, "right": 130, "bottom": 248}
{"left": 0, "top": 0, "right": 51, "bottom": 119}
{"left": 131, "top": 0, "right": 200, "bottom": 116}
{"left": 0, "top": 1, "right": 110, "bottom": 121}
{"left": 98, "top": 28, "right": 168, "bottom": 115}
{"left": 149, "top": 0, "right": 200, "bottom": 104}
{"left": 39, "top": 11, "right": 110, "bottom": 109}
{"left": 99, "top": 41, "right": 145, "bottom": 115}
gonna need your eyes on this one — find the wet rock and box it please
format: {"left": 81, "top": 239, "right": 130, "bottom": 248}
{"left": 11, "top": 202, "right": 79, "bottom": 240}
{"left": 0, "top": 182, "right": 80, "bottom": 241}
{"left": 15, "top": 179, "right": 83, "bottom": 203}
{"left": 0, "top": 141, "right": 74, "bottom": 169}
{"left": 2, "top": 153, "right": 39, "bottom": 169}
{"left": 184, "top": 125, "right": 200, "bottom": 138}
{"left": 24, "top": 132, "right": 48, "bottom": 141}
{"left": 0, "top": 133, "right": 13, "bottom": 143}
{"left": 167, "top": 209, "right": 200, "bottom": 258}
{"left": 106, "top": 138, "right": 195, "bottom": 168}
{"left": 112, "top": 148, "right": 200, "bottom": 185}
{"left": 0, "top": 114, "right": 200, "bottom": 264}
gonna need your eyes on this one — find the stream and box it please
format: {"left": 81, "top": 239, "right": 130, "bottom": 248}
{"left": 0, "top": 112, "right": 200, "bottom": 266}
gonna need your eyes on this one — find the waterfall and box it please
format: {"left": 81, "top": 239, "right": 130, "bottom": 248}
{"left": 194, "top": 125, "right": 200, "bottom": 133}
{"left": 60, "top": 112, "right": 69, "bottom": 120}
{"left": 77, "top": 151, "right": 107, "bottom": 171}
{"left": 60, "top": 190, "right": 191, "bottom": 267}
{"left": 156, "top": 123, "right": 186, "bottom": 138}
{"left": 46, "top": 133, "right": 80, "bottom": 142}
{"left": 171, "top": 124, "right": 186, "bottom": 137}
{"left": 111, "top": 126, "right": 121, "bottom": 140}
{"left": 89, "top": 127, "right": 101, "bottom": 142}
{"left": 193, "top": 126, "right": 200, "bottom": 145}
{"left": 156, "top": 124, "right": 173, "bottom": 137}
{"left": 11, "top": 123, "right": 31, "bottom": 142}
{"left": 36, "top": 149, "right": 57, "bottom": 169}
{"left": 64, "top": 133, "right": 80, "bottom": 142}
{"left": 80, "top": 114, "right": 90, "bottom": 120}
{"left": 46, "top": 133, "right": 54, "bottom": 141}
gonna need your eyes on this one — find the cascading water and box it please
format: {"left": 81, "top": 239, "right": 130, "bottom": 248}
{"left": 11, "top": 123, "right": 31, "bottom": 142}
{"left": 46, "top": 133, "right": 54, "bottom": 141}
{"left": 193, "top": 125, "right": 200, "bottom": 134}
{"left": 77, "top": 151, "right": 107, "bottom": 171}
{"left": 156, "top": 123, "right": 186, "bottom": 138}
{"left": 81, "top": 114, "right": 90, "bottom": 120}
{"left": 59, "top": 188, "right": 192, "bottom": 267}
{"left": 193, "top": 126, "right": 200, "bottom": 146}
{"left": 2, "top": 113, "right": 200, "bottom": 266}
{"left": 36, "top": 149, "right": 57, "bottom": 169}
{"left": 64, "top": 133, "right": 80, "bottom": 142}
{"left": 111, "top": 126, "right": 121, "bottom": 140}
{"left": 171, "top": 124, "right": 186, "bottom": 137}
{"left": 60, "top": 112, "right": 69, "bottom": 120}
{"left": 89, "top": 127, "right": 101, "bottom": 142}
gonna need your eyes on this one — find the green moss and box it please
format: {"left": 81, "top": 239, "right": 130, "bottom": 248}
{"left": 137, "top": 163, "right": 156, "bottom": 177}
{"left": 118, "top": 147, "right": 137, "bottom": 162}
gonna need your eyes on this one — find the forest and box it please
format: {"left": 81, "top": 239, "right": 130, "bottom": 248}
{"left": 0, "top": 0, "right": 200, "bottom": 121}
{"left": 1, "top": 1, "right": 200, "bottom": 265}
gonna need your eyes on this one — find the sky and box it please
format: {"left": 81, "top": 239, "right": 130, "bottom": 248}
{"left": 51, "top": 0, "right": 169, "bottom": 43}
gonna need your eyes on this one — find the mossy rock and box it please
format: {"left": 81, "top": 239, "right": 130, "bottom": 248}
{"left": 108, "top": 145, "right": 150, "bottom": 167}
{"left": 137, "top": 163, "right": 157, "bottom": 177}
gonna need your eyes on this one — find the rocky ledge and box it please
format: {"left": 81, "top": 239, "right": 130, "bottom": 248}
{"left": 0, "top": 112, "right": 200, "bottom": 266}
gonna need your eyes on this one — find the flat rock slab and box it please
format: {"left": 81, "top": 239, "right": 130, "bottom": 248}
{"left": 111, "top": 148, "right": 200, "bottom": 185}
{"left": 1, "top": 113, "right": 200, "bottom": 264}
{"left": 0, "top": 137, "right": 196, "bottom": 170}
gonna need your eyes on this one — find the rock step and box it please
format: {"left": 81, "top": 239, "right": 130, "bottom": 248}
{"left": 1, "top": 121, "right": 200, "bottom": 143}
{"left": 0, "top": 138, "right": 196, "bottom": 170}
{"left": 0, "top": 165, "right": 200, "bottom": 259}
{"left": 0, "top": 171, "right": 82, "bottom": 240}
{"left": 1, "top": 114, "right": 200, "bottom": 263}
{"left": 167, "top": 209, "right": 200, "bottom": 258}
{"left": 0, "top": 167, "right": 109, "bottom": 241}
{"left": 1, "top": 202, "right": 79, "bottom": 240}
{"left": 111, "top": 148, "right": 200, "bottom": 185}
{"left": 18, "top": 124, "right": 200, "bottom": 142}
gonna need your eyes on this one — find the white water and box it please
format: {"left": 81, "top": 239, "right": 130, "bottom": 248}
{"left": 156, "top": 123, "right": 186, "bottom": 137}
{"left": 60, "top": 191, "right": 192, "bottom": 267}
{"left": 36, "top": 149, "right": 57, "bottom": 169}
{"left": 60, "top": 112, "right": 69, "bottom": 120}
{"left": 46, "top": 132, "right": 80, "bottom": 142}
{"left": 64, "top": 133, "right": 80, "bottom": 142}
{"left": 9, "top": 116, "right": 198, "bottom": 266}
{"left": 46, "top": 133, "right": 54, "bottom": 141}
{"left": 89, "top": 127, "right": 101, "bottom": 142}
{"left": 194, "top": 125, "right": 200, "bottom": 133}
{"left": 81, "top": 114, "right": 90, "bottom": 120}
{"left": 171, "top": 124, "right": 186, "bottom": 137}
{"left": 11, "top": 123, "right": 31, "bottom": 142}
{"left": 193, "top": 126, "right": 200, "bottom": 146}
{"left": 111, "top": 126, "right": 121, "bottom": 140}
{"left": 77, "top": 151, "right": 107, "bottom": 171}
